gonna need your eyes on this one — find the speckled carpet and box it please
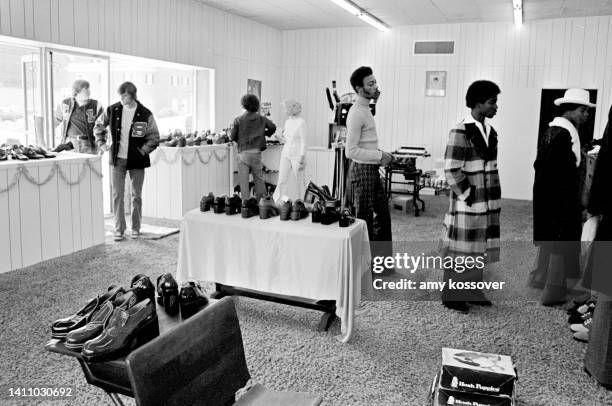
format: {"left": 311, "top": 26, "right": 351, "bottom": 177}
{"left": 1, "top": 196, "right": 611, "bottom": 406}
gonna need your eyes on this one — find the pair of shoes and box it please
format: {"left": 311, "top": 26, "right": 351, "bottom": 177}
{"left": 214, "top": 196, "right": 226, "bottom": 214}
{"left": 10, "top": 145, "right": 29, "bottom": 160}
{"left": 51, "top": 285, "right": 125, "bottom": 340}
{"left": 442, "top": 301, "right": 470, "bottom": 313}
{"left": 200, "top": 192, "right": 215, "bottom": 212}
{"left": 179, "top": 280, "right": 209, "bottom": 319}
{"left": 571, "top": 317, "right": 592, "bottom": 334}
{"left": 259, "top": 195, "right": 279, "bottom": 219}
{"left": 241, "top": 198, "right": 259, "bottom": 218}
{"left": 304, "top": 181, "right": 334, "bottom": 204}
{"left": 81, "top": 298, "right": 158, "bottom": 362}
{"left": 30, "top": 145, "right": 56, "bottom": 158}
{"left": 157, "top": 274, "right": 179, "bottom": 315}
{"left": 113, "top": 231, "right": 125, "bottom": 241}
{"left": 225, "top": 194, "right": 242, "bottom": 215}
{"left": 64, "top": 288, "right": 129, "bottom": 351}
{"left": 22, "top": 146, "right": 44, "bottom": 159}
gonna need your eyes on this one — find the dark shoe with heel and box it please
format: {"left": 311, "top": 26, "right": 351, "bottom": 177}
{"left": 130, "top": 274, "right": 155, "bottom": 303}
{"left": 241, "top": 198, "right": 259, "bottom": 218}
{"left": 156, "top": 273, "right": 179, "bottom": 315}
{"left": 200, "top": 192, "right": 215, "bottom": 212}
{"left": 214, "top": 196, "right": 226, "bottom": 213}
{"left": 81, "top": 298, "right": 159, "bottom": 362}
{"left": 311, "top": 201, "right": 322, "bottom": 223}
{"left": 51, "top": 285, "right": 124, "bottom": 340}
{"left": 259, "top": 195, "right": 279, "bottom": 219}
{"left": 179, "top": 280, "right": 209, "bottom": 319}
{"left": 279, "top": 200, "right": 292, "bottom": 221}
{"left": 290, "top": 199, "right": 308, "bottom": 221}
{"left": 224, "top": 194, "right": 242, "bottom": 215}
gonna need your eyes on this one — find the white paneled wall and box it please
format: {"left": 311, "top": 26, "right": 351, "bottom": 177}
{"left": 281, "top": 16, "right": 612, "bottom": 177}
{"left": 0, "top": 0, "right": 282, "bottom": 128}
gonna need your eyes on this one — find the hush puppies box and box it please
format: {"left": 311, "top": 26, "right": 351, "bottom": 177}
{"left": 439, "top": 348, "right": 516, "bottom": 398}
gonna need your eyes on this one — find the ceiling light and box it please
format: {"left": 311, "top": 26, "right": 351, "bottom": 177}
{"left": 513, "top": 0, "right": 523, "bottom": 28}
{"left": 329, "top": 0, "right": 390, "bottom": 32}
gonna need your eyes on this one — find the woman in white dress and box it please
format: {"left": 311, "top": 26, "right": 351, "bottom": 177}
{"left": 273, "top": 99, "right": 307, "bottom": 203}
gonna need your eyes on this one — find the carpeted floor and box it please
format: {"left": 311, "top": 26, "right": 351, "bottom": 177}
{"left": 1, "top": 195, "right": 611, "bottom": 406}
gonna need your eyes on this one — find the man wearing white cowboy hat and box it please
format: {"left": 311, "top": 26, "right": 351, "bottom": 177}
{"left": 531, "top": 88, "right": 595, "bottom": 305}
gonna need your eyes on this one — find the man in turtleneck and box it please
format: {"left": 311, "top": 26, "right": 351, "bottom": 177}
{"left": 345, "top": 66, "right": 395, "bottom": 275}
{"left": 54, "top": 79, "right": 104, "bottom": 154}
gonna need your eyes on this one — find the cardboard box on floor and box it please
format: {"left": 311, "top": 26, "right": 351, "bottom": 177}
{"left": 439, "top": 348, "right": 516, "bottom": 398}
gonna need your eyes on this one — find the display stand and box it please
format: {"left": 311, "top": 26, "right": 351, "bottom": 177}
{"left": 0, "top": 153, "right": 105, "bottom": 273}
{"left": 140, "top": 144, "right": 232, "bottom": 220}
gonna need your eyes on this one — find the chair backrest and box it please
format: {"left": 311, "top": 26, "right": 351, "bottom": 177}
{"left": 126, "top": 297, "right": 251, "bottom": 406}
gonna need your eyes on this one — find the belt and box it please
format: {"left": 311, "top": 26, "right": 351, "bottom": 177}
{"left": 68, "top": 134, "right": 91, "bottom": 140}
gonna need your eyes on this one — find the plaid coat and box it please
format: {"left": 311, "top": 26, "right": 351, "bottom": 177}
{"left": 440, "top": 121, "right": 501, "bottom": 262}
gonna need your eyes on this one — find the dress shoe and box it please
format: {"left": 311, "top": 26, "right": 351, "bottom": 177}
{"left": 573, "top": 330, "right": 589, "bottom": 343}
{"left": 311, "top": 201, "right": 322, "bottom": 223}
{"left": 224, "top": 194, "right": 242, "bottom": 215}
{"left": 259, "top": 195, "right": 279, "bottom": 219}
{"left": 64, "top": 286, "right": 126, "bottom": 351}
{"left": 177, "top": 136, "right": 187, "bottom": 147}
{"left": 214, "top": 196, "right": 226, "bottom": 214}
{"left": 10, "top": 145, "right": 28, "bottom": 160}
{"left": 52, "top": 141, "right": 74, "bottom": 153}
{"left": 51, "top": 285, "right": 124, "bottom": 340}
{"left": 571, "top": 318, "right": 592, "bottom": 334}
{"left": 22, "top": 146, "right": 44, "bottom": 159}
{"left": 165, "top": 138, "right": 179, "bottom": 147}
{"left": 442, "top": 301, "right": 470, "bottom": 313}
{"left": 81, "top": 299, "right": 159, "bottom": 362}
{"left": 0, "top": 148, "right": 8, "bottom": 161}
{"left": 130, "top": 274, "right": 155, "bottom": 303}
{"left": 321, "top": 200, "right": 340, "bottom": 225}
{"left": 156, "top": 273, "right": 179, "bottom": 315}
{"left": 179, "top": 280, "right": 209, "bottom": 319}
{"left": 241, "top": 198, "right": 259, "bottom": 218}
{"left": 304, "top": 181, "right": 333, "bottom": 204}
{"left": 339, "top": 208, "right": 355, "bottom": 227}
{"left": 30, "top": 145, "right": 56, "bottom": 158}
{"left": 200, "top": 192, "right": 215, "bottom": 212}
{"left": 279, "top": 199, "right": 292, "bottom": 221}
{"left": 290, "top": 199, "right": 309, "bottom": 221}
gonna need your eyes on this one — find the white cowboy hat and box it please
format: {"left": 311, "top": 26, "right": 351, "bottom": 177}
{"left": 554, "top": 88, "right": 596, "bottom": 107}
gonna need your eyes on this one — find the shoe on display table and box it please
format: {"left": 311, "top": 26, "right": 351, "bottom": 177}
{"left": 279, "top": 199, "right": 292, "bottom": 221}
{"left": 259, "top": 195, "right": 279, "bottom": 219}
{"left": 214, "top": 196, "right": 226, "bottom": 214}
{"left": 200, "top": 192, "right": 215, "bottom": 212}
{"left": 224, "top": 194, "right": 242, "bottom": 215}
{"left": 291, "top": 199, "right": 309, "bottom": 221}
{"left": 241, "top": 198, "right": 259, "bottom": 218}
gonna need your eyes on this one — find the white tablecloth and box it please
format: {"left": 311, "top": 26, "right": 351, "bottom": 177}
{"left": 176, "top": 209, "right": 372, "bottom": 342}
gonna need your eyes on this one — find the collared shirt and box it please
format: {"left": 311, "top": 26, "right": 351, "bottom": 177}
{"left": 463, "top": 114, "right": 490, "bottom": 146}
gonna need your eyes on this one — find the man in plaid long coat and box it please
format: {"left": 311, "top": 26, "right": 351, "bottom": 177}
{"left": 440, "top": 80, "right": 502, "bottom": 313}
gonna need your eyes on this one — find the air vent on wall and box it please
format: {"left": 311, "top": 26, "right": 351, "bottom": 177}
{"left": 414, "top": 41, "right": 454, "bottom": 55}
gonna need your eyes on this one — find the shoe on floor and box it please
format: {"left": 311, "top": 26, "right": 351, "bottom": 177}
{"left": 467, "top": 290, "right": 492, "bottom": 306}
{"left": 571, "top": 318, "right": 592, "bottom": 333}
{"left": 131, "top": 230, "right": 141, "bottom": 237}
{"left": 113, "top": 231, "right": 125, "bottom": 241}
{"left": 573, "top": 330, "right": 589, "bottom": 343}
{"left": 442, "top": 301, "right": 469, "bottom": 313}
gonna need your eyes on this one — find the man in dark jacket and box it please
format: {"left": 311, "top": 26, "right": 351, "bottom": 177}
{"left": 94, "top": 82, "right": 160, "bottom": 241}
{"left": 55, "top": 80, "right": 104, "bottom": 154}
{"left": 230, "top": 94, "right": 276, "bottom": 200}
{"left": 531, "top": 88, "right": 594, "bottom": 305}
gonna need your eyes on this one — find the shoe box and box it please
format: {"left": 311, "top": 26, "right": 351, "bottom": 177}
{"left": 429, "top": 348, "right": 517, "bottom": 405}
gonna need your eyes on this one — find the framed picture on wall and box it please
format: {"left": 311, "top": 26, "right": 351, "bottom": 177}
{"left": 247, "top": 79, "right": 262, "bottom": 100}
{"left": 425, "top": 71, "right": 446, "bottom": 97}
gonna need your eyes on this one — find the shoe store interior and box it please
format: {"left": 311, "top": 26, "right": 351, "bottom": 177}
{"left": 2, "top": 0, "right": 612, "bottom": 405}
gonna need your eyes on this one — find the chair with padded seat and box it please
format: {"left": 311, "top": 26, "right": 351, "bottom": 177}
{"left": 125, "top": 296, "right": 322, "bottom": 406}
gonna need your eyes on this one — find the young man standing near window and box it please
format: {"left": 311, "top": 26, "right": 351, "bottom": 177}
{"left": 94, "top": 82, "right": 160, "bottom": 241}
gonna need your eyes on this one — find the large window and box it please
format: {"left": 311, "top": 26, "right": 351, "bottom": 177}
{"left": 0, "top": 37, "right": 213, "bottom": 148}
{"left": 110, "top": 58, "right": 213, "bottom": 137}
{"left": 0, "top": 43, "right": 42, "bottom": 146}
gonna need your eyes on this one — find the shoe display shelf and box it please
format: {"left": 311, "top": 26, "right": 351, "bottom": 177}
{"left": 0, "top": 152, "right": 105, "bottom": 273}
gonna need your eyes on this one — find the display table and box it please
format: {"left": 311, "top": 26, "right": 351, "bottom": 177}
{"left": 0, "top": 153, "right": 104, "bottom": 274}
{"left": 177, "top": 209, "right": 372, "bottom": 342}
{"left": 140, "top": 144, "right": 232, "bottom": 220}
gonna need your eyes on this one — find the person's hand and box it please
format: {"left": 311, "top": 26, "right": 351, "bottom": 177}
{"left": 380, "top": 151, "right": 394, "bottom": 167}
{"left": 137, "top": 147, "right": 146, "bottom": 156}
